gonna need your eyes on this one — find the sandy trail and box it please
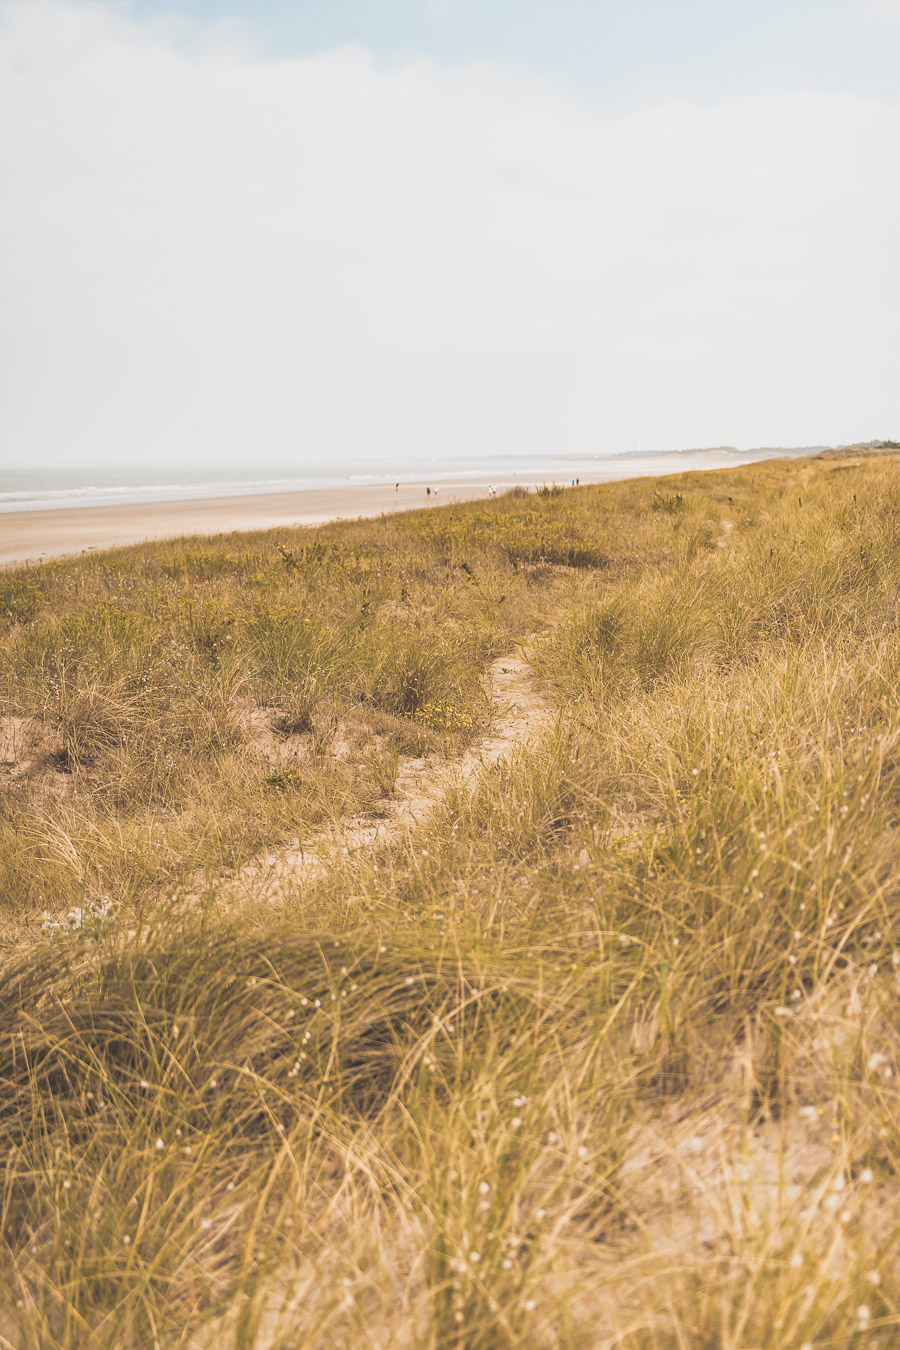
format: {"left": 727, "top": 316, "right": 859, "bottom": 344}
{"left": 213, "top": 650, "right": 554, "bottom": 906}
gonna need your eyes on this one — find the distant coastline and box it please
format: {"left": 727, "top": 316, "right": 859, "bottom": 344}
{"left": 0, "top": 444, "right": 850, "bottom": 567}
{"left": 0, "top": 445, "right": 831, "bottom": 518}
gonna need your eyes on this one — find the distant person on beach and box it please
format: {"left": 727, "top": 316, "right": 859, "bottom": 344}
{"left": 426, "top": 486, "right": 431, "bottom": 496}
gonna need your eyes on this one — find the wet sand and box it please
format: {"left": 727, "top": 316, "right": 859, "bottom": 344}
{"left": 0, "top": 450, "right": 774, "bottom": 567}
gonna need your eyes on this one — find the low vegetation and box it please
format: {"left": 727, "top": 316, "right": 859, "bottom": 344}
{"left": 3, "top": 453, "right": 900, "bottom": 1346}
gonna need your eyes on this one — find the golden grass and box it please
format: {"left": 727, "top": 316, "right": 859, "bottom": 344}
{"left": 3, "top": 454, "right": 900, "bottom": 1346}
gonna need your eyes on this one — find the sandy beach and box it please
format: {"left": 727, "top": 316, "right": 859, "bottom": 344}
{"left": 0, "top": 450, "right": 780, "bottom": 568}
{"left": 0, "top": 481, "right": 498, "bottom": 567}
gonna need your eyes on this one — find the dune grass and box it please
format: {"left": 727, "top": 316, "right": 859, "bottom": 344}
{"left": 3, "top": 454, "right": 900, "bottom": 1347}
{"left": 0, "top": 495, "right": 614, "bottom": 919}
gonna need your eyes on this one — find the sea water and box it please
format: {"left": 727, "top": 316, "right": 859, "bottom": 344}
{"left": 0, "top": 448, "right": 822, "bottom": 515}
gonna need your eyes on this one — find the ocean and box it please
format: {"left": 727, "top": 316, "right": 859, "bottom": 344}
{"left": 0, "top": 448, "right": 822, "bottom": 516}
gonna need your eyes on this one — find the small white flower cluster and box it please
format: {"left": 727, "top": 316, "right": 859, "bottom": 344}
{"left": 501, "top": 1231, "right": 529, "bottom": 1270}
{"left": 868, "top": 1051, "right": 893, "bottom": 1079}
{"left": 41, "top": 896, "right": 115, "bottom": 934}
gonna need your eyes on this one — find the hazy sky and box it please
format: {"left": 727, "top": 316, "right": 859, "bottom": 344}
{"left": 1, "top": 0, "right": 899, "bottom": 470}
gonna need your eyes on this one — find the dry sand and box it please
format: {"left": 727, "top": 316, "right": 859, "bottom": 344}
{"left": 212, "top": 649, "right": 552, "bottom": 909}
{"left": 0, "top": 449, "right": 769, "bottom": 567}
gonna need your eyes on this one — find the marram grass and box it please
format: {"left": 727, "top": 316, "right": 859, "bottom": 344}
{"left": 3, "top": 454, "right": 900, "bottom": 1346}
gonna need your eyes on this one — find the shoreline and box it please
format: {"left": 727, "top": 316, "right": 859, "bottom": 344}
{"left": 0, "top": 450, "right": 788, "bottom": 567}
{"left": 0, "top": 480, "right": 503, "bottom": 567}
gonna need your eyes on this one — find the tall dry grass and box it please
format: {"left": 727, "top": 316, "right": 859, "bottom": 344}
{"left": 3, "top": 454, "right": 900, "bottom": 1346}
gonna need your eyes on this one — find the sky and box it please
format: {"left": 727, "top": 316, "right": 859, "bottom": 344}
{"left": 1, "top": 0, "right": 899, "bottom": 472}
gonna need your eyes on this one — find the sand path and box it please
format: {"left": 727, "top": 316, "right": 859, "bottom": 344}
{"left": 213, "top": 649, "right": 554, "bottom": 906}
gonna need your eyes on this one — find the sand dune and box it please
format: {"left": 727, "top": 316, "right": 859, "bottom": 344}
{"left": 0, "top": 481, "right": 495, "bottom": 567}
{"left": 0, "top": 449, "right": 775, "bottom": 567}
